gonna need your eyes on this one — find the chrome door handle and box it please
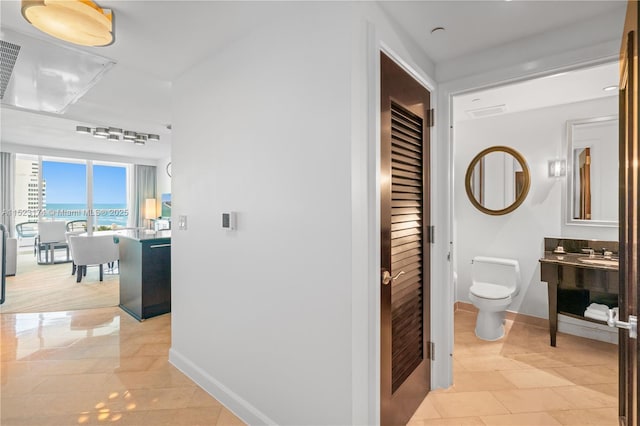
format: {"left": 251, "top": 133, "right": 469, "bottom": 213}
{"left": 382, "top": 270, "right": 406, "bottom": 286}
{"left": 607, "top": 310, "right": 637, "bottom": 339}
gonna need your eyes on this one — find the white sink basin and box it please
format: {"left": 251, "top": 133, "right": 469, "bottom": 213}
{"left": 578, "top": 257, "right": 619, "bottom": 267}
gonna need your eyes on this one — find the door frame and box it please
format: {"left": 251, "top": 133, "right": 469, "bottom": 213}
{"left": 436, "top": 52, "right": 620, "bottom": 383}
{"left": 365, "top": 39, "right": 438, "bottom": 425}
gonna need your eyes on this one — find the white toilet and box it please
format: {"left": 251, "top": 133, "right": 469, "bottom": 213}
{"left": 468, "top": 256, "right": 521, "bottom": 341}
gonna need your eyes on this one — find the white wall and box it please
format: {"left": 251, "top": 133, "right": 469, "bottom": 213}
{"left": 454, "top": 96, "right": 617, "bottom": 318}
{"left": 169, "top": 2, "right": 439, "bottom": 424}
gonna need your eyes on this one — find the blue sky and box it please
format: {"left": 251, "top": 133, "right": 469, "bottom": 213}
{"left": 42, "top": 161, "right": 126, "bottom": 204}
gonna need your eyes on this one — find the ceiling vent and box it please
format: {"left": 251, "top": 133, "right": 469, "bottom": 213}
{"left": 465, "top": 104, "right": 507, "bottom": 119}
{"left": 0, "top": 40, "right": 21, "bottom": 100}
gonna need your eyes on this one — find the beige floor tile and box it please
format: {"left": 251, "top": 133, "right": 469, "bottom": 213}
{"left": 31, "top": 372, "right": 111, "bottom": 394}
{"left": 481, "top": 411, "right": 562, "bottom": 425}
{"left": 410, "top": 396, "right": 441, "bottom": 420}
{"left": 491, "top": 388, "right": 575, "bottom": 413}
{"left": 430, "top": 391, "right": 509, "bottom": 418}
{"left": 423, "top": 417, "right": 485, "bottom": 425}
{"left": 583, "top": 382, "right": 618, "bottom": 398}
{"left": 551, "top": 365, "right": 617, "bottom": 385}
{"left": 216, "top": 408, "right": 245, "bottom": 425}
{"left": 187, "top": 387, "right": 224, "bottom": 408}
{"left": 551, "top": 385, "right": 617, "bottom": 409}
{"left": 508, "top": 353, "right": 573, "bottom": 369}
{"left": 499, "top": 368, "right": 574, "bottom": 389}
{"left": 452, "top": 371, "right": 516, "bottom": 392}
{"left": 456, "top": 354, "right": 532, "bottom": 372}
{"left": 548, "top": 407, "right": 618, "bottom": 425}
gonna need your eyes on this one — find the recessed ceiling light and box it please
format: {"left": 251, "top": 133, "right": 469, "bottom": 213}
{"left": 147, "top": 134, "right": 160, "bottom": 142}
{"left": 108, "top": 127, "right": 123, "bottom": 136}
{"left": 430, "top": 27, "right": 445, "bottom": 35}
{"left": 603, "top": 85, "right": 618, "bottom": 92}
{"left": 108, "top": 135, "right": 119, "bottom": 141}
{"left": 76, "top": 125, "right": 91, "bottom": 134}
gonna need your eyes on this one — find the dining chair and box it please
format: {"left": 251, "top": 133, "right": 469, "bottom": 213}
{"left": 36, "top": 221, "right": 69, "bottom": 264}
{"left": 68, "top": 235, "right": 119, "bottom": 282}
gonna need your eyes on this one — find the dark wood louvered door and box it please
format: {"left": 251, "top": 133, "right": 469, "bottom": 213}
{"left": 618, "top": 2, "right": 639, "bottom": 424}
{"left": 380, "top": 52, "right": 431, "bottom": 426}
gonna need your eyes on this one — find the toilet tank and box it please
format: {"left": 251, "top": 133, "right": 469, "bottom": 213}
{"left": 472, "top": 256, "right": 521, "bottom": 296}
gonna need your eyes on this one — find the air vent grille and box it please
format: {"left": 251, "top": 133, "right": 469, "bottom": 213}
{"left": 0, "top": 40, "right": 21, "bottom": 100}
{"left": 466, "top": 104, "right": 507, "bottom": 119}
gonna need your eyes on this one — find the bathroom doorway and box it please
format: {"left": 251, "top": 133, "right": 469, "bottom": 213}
{"left": 437, "top": 61, "right": 621, "bottom": 424}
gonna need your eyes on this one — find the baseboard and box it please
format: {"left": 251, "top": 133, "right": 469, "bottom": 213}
{"left": 169, "top": 348, "right": 277, "bottom": 426}
{"left": 455, "top": 301, "right": 547, "bottom": 329}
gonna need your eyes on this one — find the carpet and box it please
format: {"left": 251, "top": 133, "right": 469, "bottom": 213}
{"left": 1, "top": 253, "right": 119, "bottom": 314}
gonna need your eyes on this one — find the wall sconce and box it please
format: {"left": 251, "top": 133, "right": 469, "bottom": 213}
{"left": 548, "top": 159, "right": 566, "bottom": 177}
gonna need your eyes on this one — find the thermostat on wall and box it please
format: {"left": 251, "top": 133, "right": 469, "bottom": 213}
{"left": 222, "top": 212, "right": 236, "bottom": 230}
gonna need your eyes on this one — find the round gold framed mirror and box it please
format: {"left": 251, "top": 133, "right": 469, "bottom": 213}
{"left": 464, "top": 146, "right": 530, "bottom": 216}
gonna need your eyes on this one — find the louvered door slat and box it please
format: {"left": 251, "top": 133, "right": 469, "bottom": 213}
{"left": 392, "top": 214, "right": 421, "bottom": 223}
{"left": 390, "top": 101, "right": 425, "bottom": 393}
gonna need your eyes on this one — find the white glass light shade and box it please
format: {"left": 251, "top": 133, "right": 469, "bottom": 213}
{"left": 21, "top": 0, "right": 113, "bottom": 47}
{"left": 548, "top": 159, "right": 566, "bottom": 177}
{"left": 144, "top": 198, "right": 157, "bottom": 220}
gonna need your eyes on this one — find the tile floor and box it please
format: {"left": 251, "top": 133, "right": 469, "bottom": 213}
{"left": 1, "top": 306, "right": 618, "bottom": 425}
{"left": 409, "top": 309, "right": 619, "bottom": 426}
{"left": 1, "top": 307, "right": 244, "bottom": 426}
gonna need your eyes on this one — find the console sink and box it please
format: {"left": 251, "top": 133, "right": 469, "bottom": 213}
{"left": 578, "top": 257, "right": 619, "bottom": 267}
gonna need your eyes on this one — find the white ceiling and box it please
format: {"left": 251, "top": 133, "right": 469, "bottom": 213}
{"left": 453, "top": 61, "right": 619, "bottom": 122}
{"left": 0, "top": 1, "right": 629, "bottom": 160}
{"left": 379, "top": 0, "right": 626, "bottom": 63}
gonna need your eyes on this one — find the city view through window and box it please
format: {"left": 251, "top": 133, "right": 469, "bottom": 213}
{"left": 15, "top": 155, "right": 129, "bottom": 229}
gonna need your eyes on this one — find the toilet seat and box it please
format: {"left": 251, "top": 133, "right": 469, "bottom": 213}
{"left": 470, "top": 282, "right": 511, "bottom": 300}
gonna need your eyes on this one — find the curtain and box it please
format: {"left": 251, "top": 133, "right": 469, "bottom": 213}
{"left": 131, "top": 165, "right": 157, "bottom": 228}
{"left": 0, "top": 153, "right": 15, "bottom": 237}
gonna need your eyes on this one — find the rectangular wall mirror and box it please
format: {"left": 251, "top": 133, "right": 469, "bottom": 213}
{"left": 566, "top": 116, "right": 618, "bottom": 227}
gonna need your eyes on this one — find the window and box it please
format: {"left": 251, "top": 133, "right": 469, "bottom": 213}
{"left": 92, "top": 163, "right": 128, "bottom": 230}
{"left": 16, "top": 155, "right": 130, "bottom": 230}
{"left": 41, "top": 159, "right": 87, "bottom": 223}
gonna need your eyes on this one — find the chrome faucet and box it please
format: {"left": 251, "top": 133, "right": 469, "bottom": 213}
{"left": 581, "top": 248, "right": 595, "bottom": 257}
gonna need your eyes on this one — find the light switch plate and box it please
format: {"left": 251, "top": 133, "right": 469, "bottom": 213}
{"left": 222, "top": 212, "right": 236, "bottom": 230}
{"left": 178, "top": 215, "right": 187, "bottom": 230}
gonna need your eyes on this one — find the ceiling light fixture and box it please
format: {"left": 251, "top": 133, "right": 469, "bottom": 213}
{"left": 21, "top": 0, "right": 114, "bottom": 47}
{"left": 94, "top": 127, "right": 109, "bottom": 136}
{"left": 123, "top": 131, "right": 137, "bottom": 140}
{"left": 603, "top": 85, "right": 618, "bottom": 92}
{"left": 76, "top": 124, "right": 160, "bottom": 144}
